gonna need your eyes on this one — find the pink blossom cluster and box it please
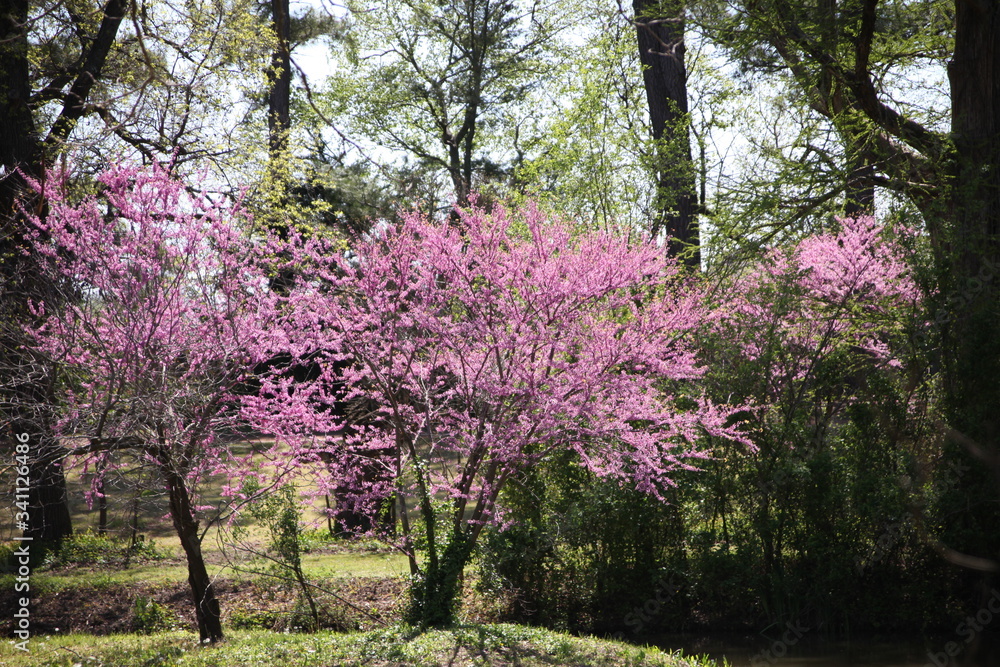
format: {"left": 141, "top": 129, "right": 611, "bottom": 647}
{"left": 24, "top": 162, "right": 750, "bottom": 541}
{"left": 266, "top": 201, "right": 749, "bottom": 539}
{"left": 23, "top": 164, "right": 284, "bottom": 501}
{"left": 721, "top": 216, "right": 920, "bottom": 393}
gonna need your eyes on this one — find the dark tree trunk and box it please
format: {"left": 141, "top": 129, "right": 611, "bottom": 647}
{"left": 23, "top": 435, "right": 74, "bottom": 543}
{"left": 843, "top": 159, "right": 876, "bottom": 218}
{"left": 97, "top": 475, "right": 108, "bottom": 534}
{"left": 944, "top": 0, "right": 1000, "bottom": 456}
{"left": 160, "top": 456, "right": 224, "bottom": 642}
{"left": 3, "top": 0, "right": 128, "bottom": 547}
{"left": 268, "top": 0, "right": 291, "bottom": 157}
{"left": 633, "top": 0, "right": 699, "bottom": 268}
{"left": 0, "top": 0, "right": 37, "bottom": 175}
{"left": 940, "top": 5, "right": 1000, "bottom": 662}
{"left": 43, "top": 0, "right": 128, "bottom": 155}
{"left": 1, "top": 0, "right": 73, "bottom": 547}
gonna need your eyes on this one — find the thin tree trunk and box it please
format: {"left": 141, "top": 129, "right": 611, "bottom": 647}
{"left": 97, "top": 480, "right": 108, "bottom": 534}
{"left": 160, "top": 456, "right": 223, "bottom": 642}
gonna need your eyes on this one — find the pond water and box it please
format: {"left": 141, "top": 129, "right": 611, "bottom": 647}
{"left": 643, "top": 634, "right": 973, "bottom": 667}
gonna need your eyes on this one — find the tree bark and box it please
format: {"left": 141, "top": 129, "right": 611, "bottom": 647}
{"left": 268, "top": 0, "right": 291, "bottom": 157}
{"left": 43, "top": 0, "right": 128, "bottom": 153}
{"left": 1, "top": 0, "right": 72, "bottom": 547}
{"left": 160, "top": 455, "right": 224, "bottom": 642}
{"left": 633, "top": 0, "right": 699, "bottom": 268}
{"left": 942, "top": 0, "right": 1000, "bottom": 480}
{"left": 3, "top": 0, "right": 129, "bottom": 546}
{"left": 23, "top": 434, "right": 74, "bottom": 543}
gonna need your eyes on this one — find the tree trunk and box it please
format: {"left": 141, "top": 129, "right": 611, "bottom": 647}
{"left": 160, "top": 457, "right": 224, "bottom": 642}
{"left": 943, "top": 0, "right": 1000, "bottom": 463}
{"left": 633, "top": 0, "right": 699, "bottom": 268}
{"left": 268, "top": 0, "right": 291, "bottom": 158}
{"left": 21, "top": 431, "right": 74, "bottom": 545}
{"left": 3, "top": 0, "right": 128, "bottom": 547}
{"left": 0, "top": 0, "right": 37, "bottom": 174}
{"left": 406, "top": 528, "right": 472, "bottom": 628}
{"left": 843, "top": 158, "right": 876, "bottom": 218}
{"left": 941, "top": 5, "right": 1000, "bottom": 661}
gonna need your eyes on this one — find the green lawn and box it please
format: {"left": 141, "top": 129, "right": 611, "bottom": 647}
{"left": 0, "top": 624, "right": 721, "bottom": 667}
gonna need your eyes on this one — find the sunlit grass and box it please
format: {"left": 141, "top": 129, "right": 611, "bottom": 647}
{"left": 0, "top": 625, "right": 722, "bottom": 667}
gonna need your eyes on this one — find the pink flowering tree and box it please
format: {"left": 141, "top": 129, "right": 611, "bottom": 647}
{"left": 721, "top": 216, "right": 920, "bottom": 402}
{"left": 699, "top": 217, "right": 923, "bottom": 594}
{"left": 22, "top": 164, "right": 291, "bottom": 643}
{"left": 265, "top": 202, "right": 749, "bottom": 627}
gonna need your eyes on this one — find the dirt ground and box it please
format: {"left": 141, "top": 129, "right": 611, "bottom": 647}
{"left": 1, "top": 571, "right": 409, "bottom": 637}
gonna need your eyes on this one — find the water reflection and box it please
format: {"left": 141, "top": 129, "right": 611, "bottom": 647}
{"left": 645, "top": 634, "right": 939, "bottom": 667}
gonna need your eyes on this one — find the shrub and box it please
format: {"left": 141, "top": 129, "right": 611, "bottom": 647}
{"left": 44, "top": 531, "right": 166, "bottom": 568}
{"left": 132, "top": 595, "right": 179, "bottom": 634}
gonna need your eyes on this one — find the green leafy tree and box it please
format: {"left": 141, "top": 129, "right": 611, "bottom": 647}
{"left": 510, "top": 7, "right": 657, "bottom": 231}
{"left": 693, "top": 0, "right": 1000, "bottom": 587}
{"left": 319, "top": 0, "right": 563, "bottom": 213}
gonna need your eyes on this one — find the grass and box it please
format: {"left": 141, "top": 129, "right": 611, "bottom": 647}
{"left": 0, "top": 624, "right": 722, "bottom": 667}
{"left": 0, "top": 435, "right": 412, "bottom": 588}
{"left": 0, "top": 440, "right": 329, "bottom": 552}
{"left": 0, "top": 444, "right": 722, "bottom": 665}
{"left": 23, "top": 550, "right": 408, "bottom": 588}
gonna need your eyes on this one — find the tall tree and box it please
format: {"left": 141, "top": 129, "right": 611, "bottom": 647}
{"left": 1, "top": 0, "right": 128, "bottom": 544}
{"left": 698, "top": 0, "right": 1000, "bottom": 616}
{"left": 268, "top": 0, "right": 292, "bottom": 160}
{"left": 321, "top": 0, "right": 560, "bottom": 213}
{"left": 633, "top": 0, "right": 700, "bottom": 267}
{"left": 2, "top": 0, "right": 275, "bottom": 545}
{"left": 23, "top": 164, "right": 293, "bottom": 642}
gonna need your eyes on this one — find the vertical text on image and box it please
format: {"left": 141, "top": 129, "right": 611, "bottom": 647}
{"left": 11, "top": 431, "right": 33, "bottom": 652}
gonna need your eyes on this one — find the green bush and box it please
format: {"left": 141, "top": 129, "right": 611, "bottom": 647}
{"left": 45, "top": 531, "right": 166, "bottom": 568}
{"left": 132, "top": 595, "right": 178, "bottom": 634}
{"left": 0, "top": 544, "right": 14, "bottom": 573}
{"left": 477, "top": 450, "right": 691, "bottom": 635}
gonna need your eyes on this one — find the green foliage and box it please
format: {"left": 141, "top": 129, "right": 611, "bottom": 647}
{"left": 509, "top": 10, "right": 655, "bottom": 230}
{"left": 691, "top": 0, "right": 952, "bottom": 260}
{"left": 41, "top": 531, "right": 166, "bottom": 569}
{"left": 132, "top": 595, "right": 180, "bottom": 635}
{"left": 477, "top": 450, "right": 691, "bottom": 634}
{"left": 406, "top": 529, "right": 473, "bottom": 629}
{"left": 231, "top": 482, "right": 321, "bottom": 631}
